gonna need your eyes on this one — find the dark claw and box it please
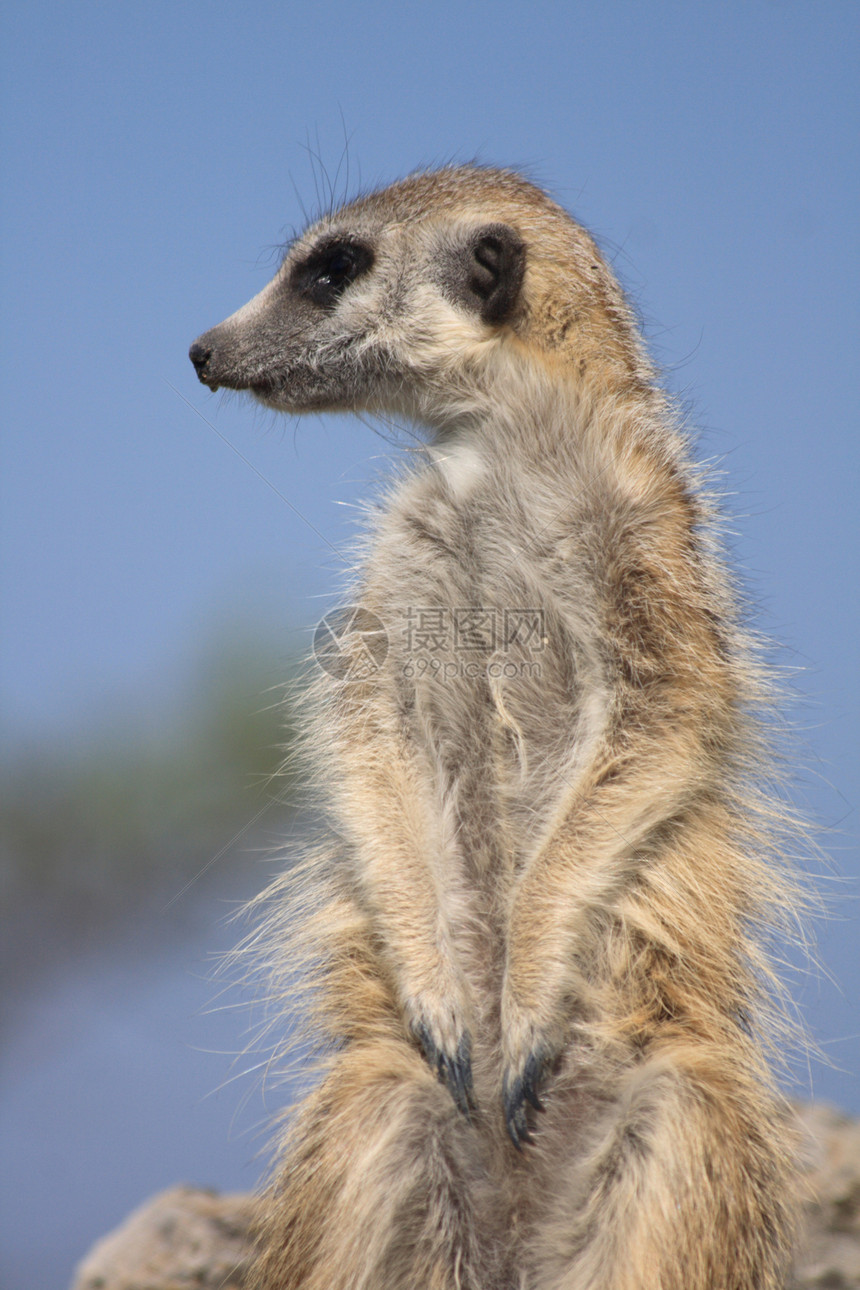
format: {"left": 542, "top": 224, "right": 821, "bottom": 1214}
{"left": 503, "top": 1075, "right": 533, "bottom": 1151}
{"left": 412, "top": 1023, "right": 475, "bottom": 1122}
{"left": 503, "top": 1050, "right": 549, "bottom": 1150}
{"left": 522, "top": 1050, "right": 547, "bottom": 1112}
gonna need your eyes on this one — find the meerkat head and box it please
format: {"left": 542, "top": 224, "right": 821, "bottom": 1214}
{"left": 189, "top": 166, "right": 648, "bottom": 427}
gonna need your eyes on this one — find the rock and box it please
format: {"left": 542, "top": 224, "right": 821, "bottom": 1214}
{"left": 71, "top": 1104, "right": 860, "bottom": 1289}
{"left": 71, "top": 1185, "right": 257, "bottom": 1290}
{"left": 792, "top": 1103, "right": 860, "bottom": 1288}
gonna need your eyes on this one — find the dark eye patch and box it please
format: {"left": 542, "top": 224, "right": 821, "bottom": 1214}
{"left": 291, "top": 238, "right": 374, "bottom": 309}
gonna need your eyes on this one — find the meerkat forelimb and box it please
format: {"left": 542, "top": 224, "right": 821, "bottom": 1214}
{"left": 190, "top": 164, "right": 804, "bottom": 1290}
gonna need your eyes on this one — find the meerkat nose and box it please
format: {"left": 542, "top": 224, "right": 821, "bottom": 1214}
{"left": 188, "top": 340, "right": 215, "bottom": 386}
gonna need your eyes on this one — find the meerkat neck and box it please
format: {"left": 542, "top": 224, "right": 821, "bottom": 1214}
{"left": 423, "top": 341, "right": 681, "bottom": 510}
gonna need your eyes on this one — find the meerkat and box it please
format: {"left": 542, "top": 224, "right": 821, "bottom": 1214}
{"left": 189, "top": 165, "right": 804, "bottom": 1290}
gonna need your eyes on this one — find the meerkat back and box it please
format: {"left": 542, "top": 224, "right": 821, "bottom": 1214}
{"left": 191, "top": 165, "right": 802, "bottom": 1290}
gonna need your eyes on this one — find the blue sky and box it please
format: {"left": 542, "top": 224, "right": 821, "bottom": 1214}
{"left": 2, "top": 0, "right": 858, "bottom": 1233}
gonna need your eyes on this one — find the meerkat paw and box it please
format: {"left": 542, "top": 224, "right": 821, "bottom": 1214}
{"left": 404, "top": 983, "right": 475, "bottom": 1120}
{"left": 500, "top": 997, "right": 560, "bottom": 1149}
{"left": 411, "top": 1018, "right": 475, "bottom": 1121}
{"left": 502, "top": 1048, "right": 551, "bottom": 1149}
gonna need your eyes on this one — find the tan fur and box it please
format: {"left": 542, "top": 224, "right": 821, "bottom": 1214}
{"left": 190, "top": 165, "right": 806, "bottom": 1289}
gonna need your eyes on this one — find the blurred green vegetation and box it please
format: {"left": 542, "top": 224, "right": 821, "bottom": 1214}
{"left": 0, "top": 635, "right": 303, "bottom": 978}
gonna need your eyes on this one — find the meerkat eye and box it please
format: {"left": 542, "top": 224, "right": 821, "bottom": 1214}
{"left": 292, "top": 239, "right": 375, "bottom": 309}
{"left": 323, "top": 248, "right": 357, "bottom": 286}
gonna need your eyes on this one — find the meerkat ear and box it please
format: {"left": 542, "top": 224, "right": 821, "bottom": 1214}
{"left": 447, "top": 223, "right": 526, "bottom": 326}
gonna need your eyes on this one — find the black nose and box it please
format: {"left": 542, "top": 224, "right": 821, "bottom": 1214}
{"left": 189, "top": 340, "right": 212, "bottom": 381}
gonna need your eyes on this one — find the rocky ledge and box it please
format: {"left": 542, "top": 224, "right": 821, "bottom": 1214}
{"left": 71, "top": 1103, "right": 860, "bottom": 1290}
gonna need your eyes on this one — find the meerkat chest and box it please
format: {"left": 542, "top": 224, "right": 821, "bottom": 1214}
{"left": 361, "top": 463, "right": 605, "bottom": 854}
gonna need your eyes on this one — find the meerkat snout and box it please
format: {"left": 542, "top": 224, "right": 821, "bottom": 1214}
{"left": 188, "top": 340, "right": 215, "bottom": 387}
